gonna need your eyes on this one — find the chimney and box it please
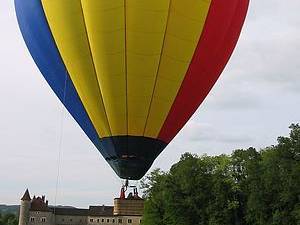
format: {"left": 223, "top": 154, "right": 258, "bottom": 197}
{"left": 42, "top": 196, "right": 45, "bottom": 202}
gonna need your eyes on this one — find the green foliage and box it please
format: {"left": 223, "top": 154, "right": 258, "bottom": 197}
{"left": 141, "top": 124, "right": 300, "bottom": 225}
{"left": 0, "top": 212, "right": 18, "bottom": 225}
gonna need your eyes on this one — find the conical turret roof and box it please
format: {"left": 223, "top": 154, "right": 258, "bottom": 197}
{"left": 21, "top": 189, "right": 31, "bottom": 201}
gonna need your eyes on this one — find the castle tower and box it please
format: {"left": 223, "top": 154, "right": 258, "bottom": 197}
{"left": 19, "top": 189, "right": 31, "bottom": 225}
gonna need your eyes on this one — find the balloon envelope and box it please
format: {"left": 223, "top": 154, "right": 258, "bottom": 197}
{"left": 15, "top": 0, "right": 249, "bottom": 180}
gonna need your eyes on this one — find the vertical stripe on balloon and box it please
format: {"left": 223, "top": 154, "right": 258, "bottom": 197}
{"left": 158, "top": 0, "right": 250, "bottom": 143}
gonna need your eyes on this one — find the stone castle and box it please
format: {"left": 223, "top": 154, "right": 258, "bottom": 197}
{"left": 18, "top": 189, "right": 144, "bottom": 225}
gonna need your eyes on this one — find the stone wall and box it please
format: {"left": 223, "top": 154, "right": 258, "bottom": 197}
{"left": 54, "top": 215, "right": 87, "bottom": 225}
{"left": 28, "top": 211, "right": 53, "bottom": 225}
{"left": 87, "top": 215, "right": 142, "bottom": 225}
{"left": 19, "top": 200, "right": 31, "bottom": 225}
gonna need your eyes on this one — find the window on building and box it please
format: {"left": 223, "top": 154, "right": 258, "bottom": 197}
{"left": 118, "top": 219, "right": 122, "bottom": 223}
{"left": 140, "top": 219, "right": 142, "bottom": 224}
{"left": 90, "top": 218, "right": 94, "bottom": 222}
{"left": 62, "top": 218, "right": 64, "bottom": 222}
{"left": 41, "top": 217, "right": 46, "bottom": 222}
{"left": 112, "top": 219, "right": 115, "bottom": 223}
{"left": 102, "top": 218, "right": 105, "bottom": 222}
{"left": 128, "top": 219, "right": 132, "bottom": 224}
{"left": 70, "top": 218, "right": 73, "bottom": 222}
{"left": 30, "top": 217, "right": 35, "bottom": 222}
{"left": 107, "top": 219, "right": 110, "bottom": 223}
{"left": 97, "top": 218, "right": 100, "bottom": 223}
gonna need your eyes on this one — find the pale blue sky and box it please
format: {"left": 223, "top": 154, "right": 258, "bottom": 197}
{"left": 0, "top": 0, "right": 299, "bottom": 207}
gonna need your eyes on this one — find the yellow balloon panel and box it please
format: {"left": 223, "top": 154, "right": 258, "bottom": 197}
{"left": 41, "top": 0, "right": 212, "bottom": 139}
{"left": 41, "top": 0, "right": 111, "bottom": 137}
{"left": 126, "top": 0, "right": 170, "bottom": 136}
{"left": 81, "top": 0, "right": 127, "bottom": 135}
{"left": 144, "top": 0, "right": 212, "bottom": 137}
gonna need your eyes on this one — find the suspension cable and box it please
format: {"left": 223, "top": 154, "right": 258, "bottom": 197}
{"left": 53, "top": 71, "right": 68, "bottom": 217}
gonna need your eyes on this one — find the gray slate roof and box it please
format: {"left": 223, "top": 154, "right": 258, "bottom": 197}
{"left": 89, "top": 206, "right": 114, "bottom": 216}
{"left": 51, "top": 207, "right": 89, "bottom": 216}
{"left": 47, "top": 206, "right": 114, "bottom": 217}
{"left": 21, "top": 189, "right": 31, "bottom": 201}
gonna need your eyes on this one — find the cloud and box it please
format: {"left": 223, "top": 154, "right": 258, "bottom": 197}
{"left": 233, "top": 0, "right": 300, "bottom": 93}
{"left": 180, "top": 121, "right": 254, "bottom": 145}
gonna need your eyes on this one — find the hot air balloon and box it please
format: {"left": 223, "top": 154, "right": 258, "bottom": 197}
{"left": 15, "top": 0, "right": 249, "bottom": 180}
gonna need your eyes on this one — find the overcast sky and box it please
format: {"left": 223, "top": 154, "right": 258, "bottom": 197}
{"left": 1, "top": 0, "right": 300, "bottom": 208}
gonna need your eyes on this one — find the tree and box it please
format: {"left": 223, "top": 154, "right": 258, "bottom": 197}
{"left": 141, "top": 124, "right": 300, "bottom": 225}
{"left": 141, "top": 169, "right": 168, "bottom": 225}
{"left": 245, "top": 124, "right": 300, "bottom": 225}
{"left": 141, "top": 153, "right": 241, "bottom": 225}
{"left": 0, "top": 213, "right": 18, "bottom": 225}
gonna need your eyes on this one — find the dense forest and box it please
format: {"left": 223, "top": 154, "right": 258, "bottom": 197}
{"left": 0, "top": 213, "right": 18, "bottom": 225}
{"left": 141, "top": 124, "right": 300, "bottom": 225}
